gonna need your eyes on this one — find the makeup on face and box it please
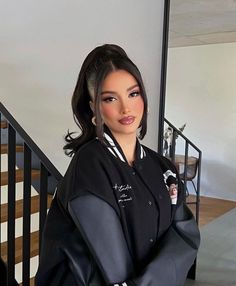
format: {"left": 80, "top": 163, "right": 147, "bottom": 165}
{"left": 99, "top": 70, "right": 144, "bottom": 141}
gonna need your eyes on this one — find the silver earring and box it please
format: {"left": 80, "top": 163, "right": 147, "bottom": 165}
{"left": 91, "top": 116, "right": 96, "bottom": 126}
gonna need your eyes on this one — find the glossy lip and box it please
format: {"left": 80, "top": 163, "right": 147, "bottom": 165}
{"left": 118, "top": 116, "right": 135, "bottom": 125}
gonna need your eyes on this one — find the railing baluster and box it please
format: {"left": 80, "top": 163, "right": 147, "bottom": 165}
{"left": 0, "top": 102, "right": 62, "bottom": 284}
{"left": 7, "top": 124, "right": 16, "bottom": 284}
{"left": 0, "top": 113, "right": 2, "bottom": 257}
{"left": 170, "top": 129, "right": 177, "bottom": 162}
{"left": 22, "top": 143, "right": 31, "bottom": 286}
{"left": 183, "top": 142, "right": 189, "bottom": 202}
{"left": 196, "top": 153, "right": 202, "bottom": 225}
{"left": 39, "top": 163, "right": 48, "bottom": 256}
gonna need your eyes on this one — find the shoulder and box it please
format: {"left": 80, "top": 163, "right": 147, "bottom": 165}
{"left": 76, "top": 139, "right": 104, "bottom": 158}
{"left": 142, "top": 145, "right": 169, "bottom": 162}
{"left": 58, "top": 139, "right": 116, "bottom": 209}
{"left": 70, "top": 139, "right": 107, "bottom": 168}
{"left": 142, "top": 145, "right": 158, "bottom": 158}
{"left": 62, "top": 139, "right": 121, "bottom": 214}
{"left": 142, "top": 145, "right": 177, "bottom": 172}
{"left": 62, "top": 139, "right": 108, "bottom": 189}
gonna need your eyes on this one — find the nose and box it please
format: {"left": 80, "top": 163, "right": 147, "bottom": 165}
{"left": 120, "top": 99, "right": 130, "bottom": 114}
{"left": 122, "top": 107, "right": 130, "bottom": 114}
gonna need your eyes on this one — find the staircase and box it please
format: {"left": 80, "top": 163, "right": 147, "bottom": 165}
{"left": 0, "top": 102, "right": 62, "bottom": 286}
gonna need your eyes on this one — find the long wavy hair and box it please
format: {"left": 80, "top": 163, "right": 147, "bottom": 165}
{"left": 64, "top": 44, "right": 148, "bottom": 156}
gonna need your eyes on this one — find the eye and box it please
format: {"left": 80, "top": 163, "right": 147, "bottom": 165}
{"left": 129, "top": 90, "right": 141, "bottom": 98}
{"left": 102, "top": 96, "right": 116, "bottom": 103}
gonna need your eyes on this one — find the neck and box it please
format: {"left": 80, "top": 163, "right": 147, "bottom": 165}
{"left": 114, "top": 133, "right": 137, "bottom": 166}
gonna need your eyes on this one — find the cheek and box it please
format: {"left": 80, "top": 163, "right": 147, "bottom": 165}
{"left": 134, "top": 98, "right": 144, "bottom": 115}
{"left": 100, "top": 105, "right": 116, "bottom": 121}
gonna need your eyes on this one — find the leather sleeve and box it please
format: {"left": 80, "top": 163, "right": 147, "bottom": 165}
{"left": 68, "top": 195, "right": 200, "bottom": 286}
{"left": 129, "top": 203, "right": 200, "bottom": 286}
{"left": 68, "top": 195, "right": 135, "bottom": 285}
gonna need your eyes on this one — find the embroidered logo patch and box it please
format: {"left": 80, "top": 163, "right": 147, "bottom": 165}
{"left": 113, "top": 183, "right": 133, "bottom": 207}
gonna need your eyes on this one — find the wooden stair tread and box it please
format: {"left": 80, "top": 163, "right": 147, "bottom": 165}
{"left": 0, "top": 144, "right": 24, "bottom": 154}
{"left": 19, "top": 278, "right": 34, "bottom": 286}
{"left": 0, "top": 121, "right": 8, "bottom": 129}
{"left": 1, "top": 231, "right": 39, "bottom": 265}
{"left": 0, "top": 169, "right": 40, "bottom": 186}
{"left": 0, "top": 195, "right": 53, "bottom": 223}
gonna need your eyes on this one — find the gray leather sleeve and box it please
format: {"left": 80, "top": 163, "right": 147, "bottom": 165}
{"left": 68, "top": 195, "right": 135, "bottom": 285}
{"left": 131, "top": 203, "right": 200, "bottom": 286}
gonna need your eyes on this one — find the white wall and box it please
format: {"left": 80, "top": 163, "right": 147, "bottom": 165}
{"left": 0, "top": 0, "right": 165, "bottom": 174}
{"left": 166, "top": 42, "right": 236, "bottom": 201}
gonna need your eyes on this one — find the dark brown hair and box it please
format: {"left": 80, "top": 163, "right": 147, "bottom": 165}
{"left": 64, "top": 44, "right": 148, "bottom": 156}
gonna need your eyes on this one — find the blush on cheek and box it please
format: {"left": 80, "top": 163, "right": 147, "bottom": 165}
{"left": 134, "top": 98, "right": 144, "bottom": 114}
{"left": 100, "top": 105, "right": 116, "bottom": 121}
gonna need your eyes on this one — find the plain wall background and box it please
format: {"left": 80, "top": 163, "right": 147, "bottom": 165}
{"left": 166, "top": 42, "right": 236, "bottom": 201}
{"left": 0, "top": 0, "right": 165, "bottom": 174}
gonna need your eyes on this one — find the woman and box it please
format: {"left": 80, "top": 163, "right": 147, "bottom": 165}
{"left": 36, "top": 44, "right": 200, "bottom": 286}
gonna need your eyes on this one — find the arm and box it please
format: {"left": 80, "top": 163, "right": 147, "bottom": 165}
{"left": 68, "top": 195, "right": 135, "bottom": 285}
{"left": 68, "top": 194, "right": 200, "bottom": 286}
{"left": 129, "top": 202, "right": 200, "bottom": 286}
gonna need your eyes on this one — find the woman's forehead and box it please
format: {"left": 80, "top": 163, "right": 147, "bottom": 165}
{"left": 102, "top": 70, "right": 138, "bottom": 90}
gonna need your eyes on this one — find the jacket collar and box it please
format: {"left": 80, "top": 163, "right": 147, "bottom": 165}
{"left": 102, "top": 128, "right": 146, "bottom": 165}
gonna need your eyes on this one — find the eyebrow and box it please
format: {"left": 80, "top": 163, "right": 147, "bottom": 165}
{"left": 127, "top": 84, "right": 139, "bottom": 92}
{"left": 101, "top": 84, "right": 140, "bottom": 95}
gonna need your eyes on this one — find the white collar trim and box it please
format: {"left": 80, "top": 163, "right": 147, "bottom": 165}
{"left": 103, "top": 132, "right": 146, "bottom": 162}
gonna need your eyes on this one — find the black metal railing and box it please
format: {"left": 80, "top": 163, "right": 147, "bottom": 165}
{"left": 163, "top": 118, "right": 202, "bottom": 225}
{"left": 164, "top": 118, "right": 202, "bottom": 280}
{"left": 0, "top": 102, "right": 62, "bottom": 286}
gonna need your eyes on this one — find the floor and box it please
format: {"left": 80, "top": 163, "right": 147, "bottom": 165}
{"left": 185, "top": 206, "right": 236, "bottom": 286}
{"left": 186, "top": 195, "right": 236, "bottom": 226}
{"left": 184, "top": 195, "right": 236, "bottom": 285}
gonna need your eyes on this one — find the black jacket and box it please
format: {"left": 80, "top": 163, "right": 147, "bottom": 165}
{"left": 36, "top": 137, "right": 200, "bottom": 286}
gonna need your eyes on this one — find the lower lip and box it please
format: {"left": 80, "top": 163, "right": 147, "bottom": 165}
{"left": 119, "top": 117, "right": 135, "bottom": 125}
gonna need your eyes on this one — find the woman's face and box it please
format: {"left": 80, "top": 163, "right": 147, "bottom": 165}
{"left": 99, "top": 69, "right": 144, "bottom": 141}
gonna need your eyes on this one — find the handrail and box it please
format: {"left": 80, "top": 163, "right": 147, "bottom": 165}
{"left": 164, "top": 118, "right": 201, "bottom": 153}
{"left": 0, "top": 102, "right": 62, "bottom": 181}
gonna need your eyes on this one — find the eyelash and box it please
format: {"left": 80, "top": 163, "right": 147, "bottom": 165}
{"left": 102, "top": 97, "right": 116, "bottom": 103}
{"left": 129, "top": 91, "right": 140, "bottom": 97}
{"left": 101, "top": 91, "right": 141, "bottom": 103}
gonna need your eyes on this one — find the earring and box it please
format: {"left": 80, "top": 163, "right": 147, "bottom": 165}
{"left": 91, "top": 116, "right": 96, "bottom": 126}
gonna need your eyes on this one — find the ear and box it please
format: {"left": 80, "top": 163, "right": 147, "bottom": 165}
{"left": 89, "top": 101, "right": 95, "bottom": 113}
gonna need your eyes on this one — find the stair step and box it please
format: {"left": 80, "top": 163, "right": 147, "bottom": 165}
{"left": 1, "top": 231, "right": 39, "bottom": 265}
{"left": 0, "top": 169, "right": 40, "bottom": 186}
{"left": 16, "top": 256, "right": 38, "bottom": 285}
{"left": 0, "top": 184, "right": 39, "bottom": 205}
{"left": 0, "top": 121, "right": 8, "bottom": 129}
{"left": 1, "top": 213, "right": 40, "bottom": 242}
{"left": 0, "top": 144, "right": 24, "bottom": 154}
{"left": 0, "top": 195, "right": 53, "bottom": 223}
{"left": 19, "top": 277, "right": 35, "bottom": 286}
